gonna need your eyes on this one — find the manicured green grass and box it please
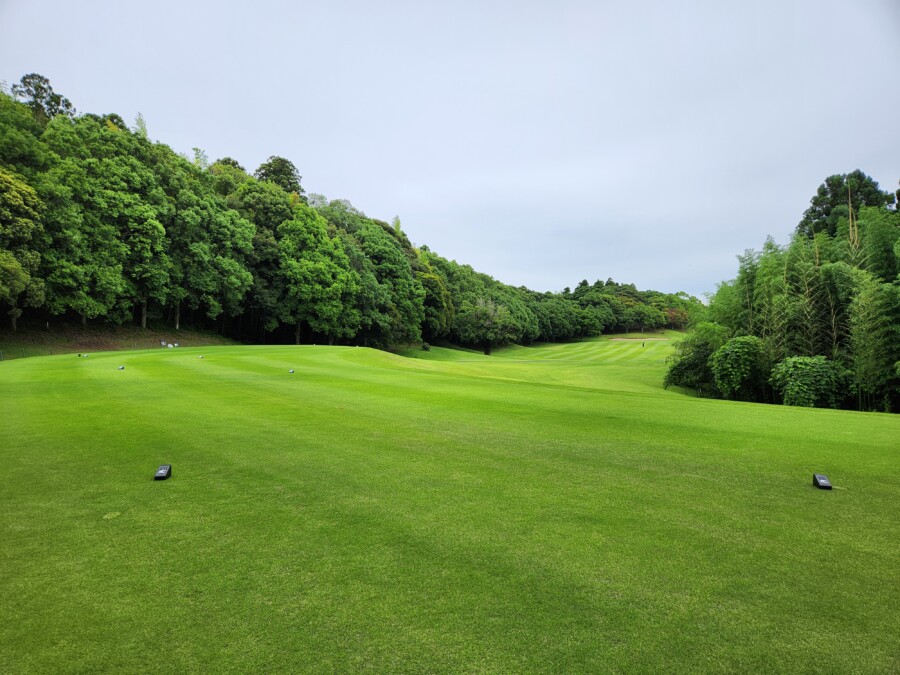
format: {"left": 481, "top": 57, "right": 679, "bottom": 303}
{"left": 1, "top": 339, "right": 898, "bottom": 672}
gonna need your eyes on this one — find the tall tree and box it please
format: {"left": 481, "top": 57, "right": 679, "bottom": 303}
{"left": 151, "top": 146, "right": 253, "bottom": 329}
{"left": 277, "top": 203, "right": 359, "bottom": 344}
{"left": 229, "top": 178, "right": 294, "bottom": 335}
{"left": 849, "top": 271, "right": 898, "bottom": 411}
{"left": 0, "top": 92, "right": 51, "bottom": 174}
{"left": 455, "top": 297, "right": 518, "bottom": 354}
{"left": 38, "top": 115, "right": 128, "bottom": 325}
{"left": 797, "top": 170, "right": 895, "bottom": 238}
{"left": 416, "top": 248, "right": 454, "bottom": 341}
{"left": 10, "top": 73, "right": 75, "bottom": 126}
{"left": 254, "top": 156, "right": 305, "bottom": 200}
{"left": 0, "top": 168, "right": 45, "bottom": 329}
{"left": 133, "top": 112, "right": 148, "bottom": 139}
{"left": 710, "top": 335, "right": 770, "bottom": 402}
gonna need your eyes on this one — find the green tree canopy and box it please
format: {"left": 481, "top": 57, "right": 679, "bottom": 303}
{"left": 0, "top": 167, "right": 45, "bottom": 329}
{"left": 10, "top": 73, "right": 75, "bottom": 126}
{"left": 254, "top": 155, "right": 305, "bottom": 200}
{"left": 797, "top": 170, "right": 895, "bottom": 238}
{"left": 770, "top": 356, "right": 849, "bottom": 408}
{"left": 664, "top": 322, "right": 728, "bottom": 395}
{"left": 710, "top": 335, "right": 770, "bottom": 402}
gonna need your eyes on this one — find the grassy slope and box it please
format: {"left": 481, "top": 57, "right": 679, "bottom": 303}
{"left": 1, "top": 338, "right": 897, "bottom": 672}
{"left": 0, "top": 324, "right": 237, "bottom": 361}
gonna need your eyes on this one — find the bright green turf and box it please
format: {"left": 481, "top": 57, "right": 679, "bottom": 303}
{"left": 1, "top": 339, "right": 898, "bottom": 672}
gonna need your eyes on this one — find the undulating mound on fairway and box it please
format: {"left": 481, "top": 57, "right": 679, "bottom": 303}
{"left": 1, "top": 339, "right": 898, "bottom": 672}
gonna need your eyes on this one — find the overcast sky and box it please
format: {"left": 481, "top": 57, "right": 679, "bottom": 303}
{"left": 2, "top": 0, "right": 898, "bottom": 297}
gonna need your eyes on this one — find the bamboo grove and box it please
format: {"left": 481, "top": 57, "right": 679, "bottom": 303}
{"left": 666, "top": 171, "right": 900, "bottom": 412}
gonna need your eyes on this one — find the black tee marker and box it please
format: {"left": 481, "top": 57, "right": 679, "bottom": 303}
{"left": 813, "top": 474, "right": 832, "bottom": 490}
{"left": 154, "top": 464, "right": 172, "bottom": 480}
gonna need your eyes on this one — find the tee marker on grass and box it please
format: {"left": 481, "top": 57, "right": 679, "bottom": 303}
{"left": 154, "top": 464, "right": 172, "bottom": 480}
{"left": 813, "top": 474, "right": 832, "bottom": 490}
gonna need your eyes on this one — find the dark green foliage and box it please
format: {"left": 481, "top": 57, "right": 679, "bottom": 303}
{"left": 770, "top": 356, "right": 849, "bottom": 408}
{"left": 797, "top": 170, "right": 894, "bottom": 238}
{"left": 0, "top": 92, "right": 51, "bottom": 173}
{"left": 689, "top": 180, "right": 900, "bottom": 411}
{"left": 664, "top": 322, "right": 728, "bottom": 395}
{"left": 149, "top": 145, "right": 252, "bottom": 327}
{"left": 215, "top": 156, "right": 245, "bottom": 172}
{"left": 849, "top": 274, "right": 899, "bottom": 411}
{"left": 254, "top": 155, "right": 305, "bottom": 200}
{"left": 455, "top": 297, "right": 518, "bottom": 354}
{"left": 858, "top": 206, "right": 900, "bottom": 282}
{"left": 352, "top": 220, "right": 424, "bottom": 345}
{"left": 710, "top": 335, "right": 769, "bottom": 402}
{"left": 209, "top": 158, "right": 251, "bottom": 200}
{"left": 277, "top": 203, "right": 359, "bottom": 344}
{"left": 316, "top": 201, "right": 421, "bottom": 345}
{"left": 0, "top": 167, "right": 45, "bottom": 329}
{"left": 0, "top": 76, "right": 704, "bottom": 355}
{"left": 416, "top": 263, "right": 454, "bottom": 340}
{"left": 37, "top": 115, "right": 128, "bottom": 324}
{"left": 10, "top": 73, "right": 75, "bottom": 126}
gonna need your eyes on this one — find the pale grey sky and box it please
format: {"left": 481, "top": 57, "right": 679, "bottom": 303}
{"left": 2, "top": 0, "right": 898, "bottom": 297}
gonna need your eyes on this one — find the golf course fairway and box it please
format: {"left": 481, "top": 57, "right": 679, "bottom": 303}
{"left": 1, "top": 338, "right": 898, "bottom": 672}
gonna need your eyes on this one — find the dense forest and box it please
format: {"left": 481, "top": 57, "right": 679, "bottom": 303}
{"left": 0, "top": 74, "right": 703, "bottom": 353}
{"left": 665, "top": 170, "right": 900, "bottom": 412}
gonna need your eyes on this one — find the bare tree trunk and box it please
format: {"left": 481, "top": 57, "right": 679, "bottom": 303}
{"left": 175, "top": 301, "right": 181, "bottom": 331}
{"left": 10, "top": 312, "right": 17, "bottom": 332}
{"left": 141, "top": 297, "right": 148, "bottom": 329}
{"left": 81, "top": 313, "right": 86, "bottom": 328}
{"left": 295, "top": 321, "right": 301, "bottom": 345}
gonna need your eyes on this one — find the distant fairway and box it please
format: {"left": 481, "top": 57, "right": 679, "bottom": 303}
{"left": 1, "top": 337, "right": 898, "bottom": 672}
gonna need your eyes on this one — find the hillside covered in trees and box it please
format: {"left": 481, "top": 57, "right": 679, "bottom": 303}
{"left": 0, "top": 74, "right": 703, "bottom": 353}
{"left": 665, "top": 170, "right": 900, "bottom": 412}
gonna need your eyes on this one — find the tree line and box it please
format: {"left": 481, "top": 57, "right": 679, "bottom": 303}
{"left": 1, "top": 74, "right": 703, "bottom": 353}
{"left": 665, "top": 169, "right": 900, "bottom": 412}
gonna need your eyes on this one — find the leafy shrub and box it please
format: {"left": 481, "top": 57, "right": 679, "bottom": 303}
{"left": 664, "top": 322, "right": 728, "bottom": 395}
{"left": 710, "top": 335, "right": 769, "bottom": 401}
{"left": 421, "top": 342, "right": 430, "bottom": 351}
{"left": 770, "top": 356, "right": 849, "bottom": 408}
